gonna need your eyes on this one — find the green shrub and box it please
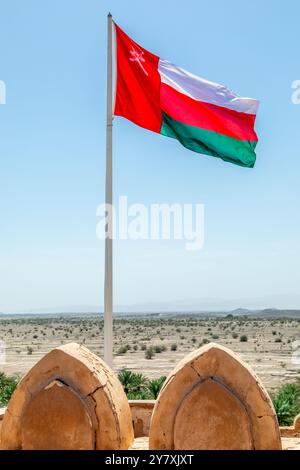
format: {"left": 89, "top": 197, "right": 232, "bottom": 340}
{"left": 0, "top": 372, "right": 18, "bottom": 406}
{"left": 170, "top": 343, "right": 177, "bottom": 351}
{"left": 118, "top": 371, "right": 167, "bottom": 400}
{"left": 127, "top": 390, "right": 152, "bottom": 400}
{"left": 145, "top": 347, "right": 155, "bottom": 359}
{"left": 240, "top": 335, "right": 248, "bottom": 342}
{"left": 147, "top": 376, "right": 167, "bottom": 399}
{"left": 117, "top": 344, "right": 131, "bottom": 355}
{"left": 272, "top": 383, "right": 300, "bottom": 426}
{"left": 232, "top": 332, "right": 238, "bottom": 339}
{"left": 118, "top": 370, "right": 148, "bottom": 396}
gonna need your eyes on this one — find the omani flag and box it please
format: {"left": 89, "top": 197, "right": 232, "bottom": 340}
{"left": 114, "top": 24, "right": 259, "bottom": 168}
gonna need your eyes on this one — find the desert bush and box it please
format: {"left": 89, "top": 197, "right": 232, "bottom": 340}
{"left": 275, "top": 338, "right": 282, "bottom": 343}
{"left": 272, "top": 383, "right": 300, "bottom": 426}
{"left": 212, "top": 334, "right": 219, "bottom": 340}
{"left": 232, "top": 332, "right": 238, "bottom": 339}
{"left": 240, "top": 335, "right": 248, "bottom": 342}
{"left": 27, "top": 346, "right": 33, "bottom": 355}
{"left": 0, "top": 372, "right": 18, "bottom": 406}
{"left": 170, "top": 343, "right": 177, "bottom": 351}
{"left": 145, "top": 347, "right": 155, "bottom": 359}
{"left": 153, "top": 345, "right": 167, "bottom": 354}
{"left": 117, "top": 344, "right": 131, "bottom": 355}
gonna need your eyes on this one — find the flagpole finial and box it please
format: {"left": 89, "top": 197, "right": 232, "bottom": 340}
{"left": 108, "top": 12, "right": 112, "bottom": 18}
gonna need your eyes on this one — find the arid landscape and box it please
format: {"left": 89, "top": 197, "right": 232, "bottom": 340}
{"left": 1, "top": 313, "right": 300, "bottom": 393}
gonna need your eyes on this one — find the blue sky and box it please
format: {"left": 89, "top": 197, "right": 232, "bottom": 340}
{"left": 1, "top": 0, "right": 300, "bottom": 313}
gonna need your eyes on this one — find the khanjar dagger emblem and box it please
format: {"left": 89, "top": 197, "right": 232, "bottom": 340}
{"left": 129, "top": 46, "right": 148, "bottom": 76}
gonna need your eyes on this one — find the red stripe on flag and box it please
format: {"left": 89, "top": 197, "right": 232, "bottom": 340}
{"left": 160, "top": 83, "right": 258, "bottom": 142}
{"left": 114, "top": 24, "right": 162, "bottom": 134}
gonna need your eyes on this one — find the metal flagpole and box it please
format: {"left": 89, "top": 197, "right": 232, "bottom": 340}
{"left": 104, "top": 12, "right": 113, "bottom": 368}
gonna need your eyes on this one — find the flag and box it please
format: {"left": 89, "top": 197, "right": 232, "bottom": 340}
{"left": 114, "top": 24, "right": 259, "bottom": 168}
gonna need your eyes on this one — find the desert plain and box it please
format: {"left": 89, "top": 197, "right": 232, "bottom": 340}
{"left": 1, "top": 313, "right": 300, "bottom": 393}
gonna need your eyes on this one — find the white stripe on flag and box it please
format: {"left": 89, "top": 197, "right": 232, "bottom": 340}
{"left": 158, "top": 59, "right": 259, "bottom": 115}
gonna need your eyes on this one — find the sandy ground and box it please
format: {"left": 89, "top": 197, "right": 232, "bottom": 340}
{"left": 130, "top": 437, "right": 300, "bottom": 450}
{"left": 1, "top": 315, "right": 300, "bottom": 392}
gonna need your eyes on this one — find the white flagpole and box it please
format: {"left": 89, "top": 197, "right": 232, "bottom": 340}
{"left": 104, "top": 12, "right": 113, "bottom": 368}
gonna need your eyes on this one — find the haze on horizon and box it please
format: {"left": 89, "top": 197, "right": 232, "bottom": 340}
{"left": 1, "top": 0, "right": 300, "bottom": 315}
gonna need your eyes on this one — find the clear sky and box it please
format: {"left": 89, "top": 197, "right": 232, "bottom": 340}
{"left": 1, "top": 0, "right": 300, "bottom": 313}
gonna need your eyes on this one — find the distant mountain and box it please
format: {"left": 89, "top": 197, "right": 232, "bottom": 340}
{"left": 0, "top": 307, "right": 299, "bottom": 319}
{"left": 257, "top": 308, "right": 300, "bottom": 318}
{"left": 230, "top": 308, "right": 255, "bottom": 315}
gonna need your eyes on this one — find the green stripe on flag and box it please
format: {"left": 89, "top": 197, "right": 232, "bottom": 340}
{"left": 160, "top": 112, "right": 257, "bottom": 168}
